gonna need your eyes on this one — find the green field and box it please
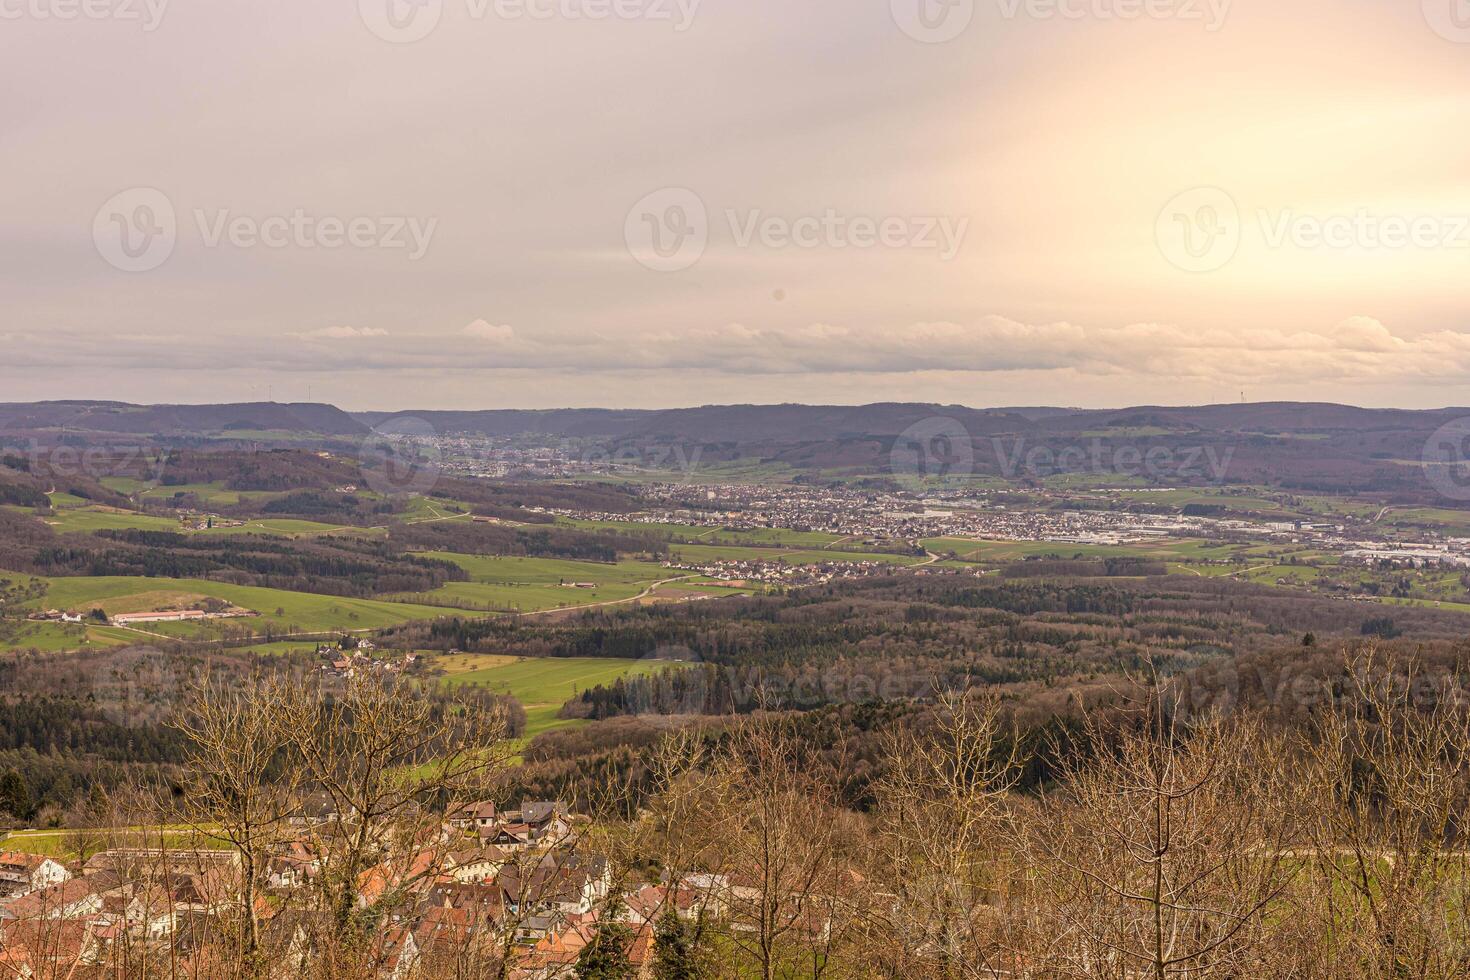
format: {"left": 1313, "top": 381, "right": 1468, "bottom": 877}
{"left": 12, "top": 575, "right": 454, "bottom": 646}
{"left": 131, "top": 481, "right": 279, "bottom": 507}
{"left": 438, "top": 654, "right": 693, "bottom": 736}
{"left": 27, "top": 505, "right": 182, "bottom": 534}
{"left": 11, "top": 501, "right": 389, "bottom": 539}
{"left": 396, "top": 496, "right": 473, "bottom": 523}
{"left": 556, "top": 517, "right": 865, "bottom": 550}
{"left": 199, "top": 518, "right": 386, "bottom": 538}
{"left": 0, "top": 827, "right": 230, "bottom": 859}
{"left": 0, "top": 620, "right": 144, "bottom": 653}
{"left": 390, "top": 553, "right": 686, "bottom": 613}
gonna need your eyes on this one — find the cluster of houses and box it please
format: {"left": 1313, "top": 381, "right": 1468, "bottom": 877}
{"left": 663, "top": 556, "right": 895, "bottom": 587}
{"left": 0, "top": 799, "right": 747, "bottom": 979}
{"left": 25, "top": 610, "right": 88, "bottom": 625}
{"left": 316, "top": 642, "right": 419, "bottom": 679}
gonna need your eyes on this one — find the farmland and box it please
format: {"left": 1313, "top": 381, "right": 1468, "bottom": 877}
{"left": 435, "top": 653, "right": 692, "bottom": 736}
{"left": 12, "top": 575, "right": 455, "bottom": 645}
{"left": 387, "top": 553, "right": 686, "bottom": 614}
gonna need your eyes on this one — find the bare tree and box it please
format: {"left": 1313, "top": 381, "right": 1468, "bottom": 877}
{"left": 701, "top": 715, "right": 854, "bottom": 980}
{"left": 169, "top": 669, "right": 302, "bottom": 975}
{"left": 1026, "top": 693, "right": 1305, "bottom": 980}
{"left": 1303, "top": 648, "right": 1470, "bottom": 979}
{"left": 273, "top": 672, "right": 512, "bottom": 960}
{"left": 869, "top": 690, "right": 1023, "bottom": 979}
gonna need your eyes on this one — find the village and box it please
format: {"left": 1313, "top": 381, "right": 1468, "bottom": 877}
{"left": 661, "top": 556, "right": 903, "bottom": 587}
{"left": 0, "top": 797, "right": 778, "bottom": 978}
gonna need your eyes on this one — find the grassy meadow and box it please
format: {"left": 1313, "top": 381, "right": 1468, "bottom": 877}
{"left": 436, "top": 653, "right": 693, "bottom": 737}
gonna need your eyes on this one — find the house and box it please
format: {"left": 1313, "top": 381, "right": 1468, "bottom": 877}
{"left": 447, "top": 847, "right": 505, "bottom": 883}
{"left": 486, "top": 824, "right": 534, "bottom": 852}
{"left": 376, "top": 924, "right": 419, "bottom": 980}
{"left": 497, "top": 855, "right": 610, "bottom": 918}
{"left": 0, "top": 853, "right": 71, "bottom": 898}
{"left": 621, "top": 883, "right": 704, "bottom": 924}
{"left": 449, "top": 800, "right": 498, "bottom": 834}
{"left": 419, "top": 880, "right": 504, "bottom": 922}
{"left": 492, "top": 801, "right": 571, "bottom": 847}
{"left": 289, "top": 792, "right": 341, "bottom": 827}
{"left": 267, "top": 842, "right": 320, "bottom": 891}
{"left": 0, "top": 873, "right": 115, "bottom": 922}
{"left": 357, "top": 849, "right": 441, "bottom": 908}
{"left": 519, "top": 916, "right": 655, "bottom": 980}
{"left": 0, "top": 918, "right": 101, "bottom": 974}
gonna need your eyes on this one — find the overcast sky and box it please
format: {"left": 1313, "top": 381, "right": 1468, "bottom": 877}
{"left": 4, "top": 0, "right": 1470, "bottom": 410}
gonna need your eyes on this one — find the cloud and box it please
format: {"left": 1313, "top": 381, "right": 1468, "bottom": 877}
{"left": 20, "top": 317, "right": 1470, "bottom": 398}
{"left": 398, "top": 316, "right": 1470, "bottom": 388}
{"left": 462, "top": 320, "right": 515, "bottom": 342}
{"left": 298, "top": 326, "right": 390, "bottom": 341}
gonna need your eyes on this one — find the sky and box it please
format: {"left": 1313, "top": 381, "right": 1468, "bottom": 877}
{"left": 3, "top": 0, "right": 1470, "bottom": 411}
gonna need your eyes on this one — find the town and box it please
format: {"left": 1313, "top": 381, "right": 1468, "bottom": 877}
{"left": 0, "top": 798, "right": 761, "bottom": 978}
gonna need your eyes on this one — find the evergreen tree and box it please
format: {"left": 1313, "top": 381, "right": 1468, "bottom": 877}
{"left": 575, "top": 916, "right": 636, "bottom": 980}
{"left": 0, "top": 768, "right": 33, "bottom": 822}
{"left": 653, "top": 909, "right": 707, "bottom": 980}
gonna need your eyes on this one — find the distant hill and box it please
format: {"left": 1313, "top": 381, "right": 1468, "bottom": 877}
{"left": 357, "top": 401, "right": 1470, "bottom": 441}
{"left": 6, "top": 399, "right": 1470, "bottom": 501}
{"left": 4, "top": 398, "right": 1466, "bottom": 448}
{"left": 356, "top": 403, "right": 1040, "bottom": 442}
{"left": 354, "top": 401, "right": 1470, "bottom": 500}
{"left": 0, "top": 401, "right": 368, "bottom": 438}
